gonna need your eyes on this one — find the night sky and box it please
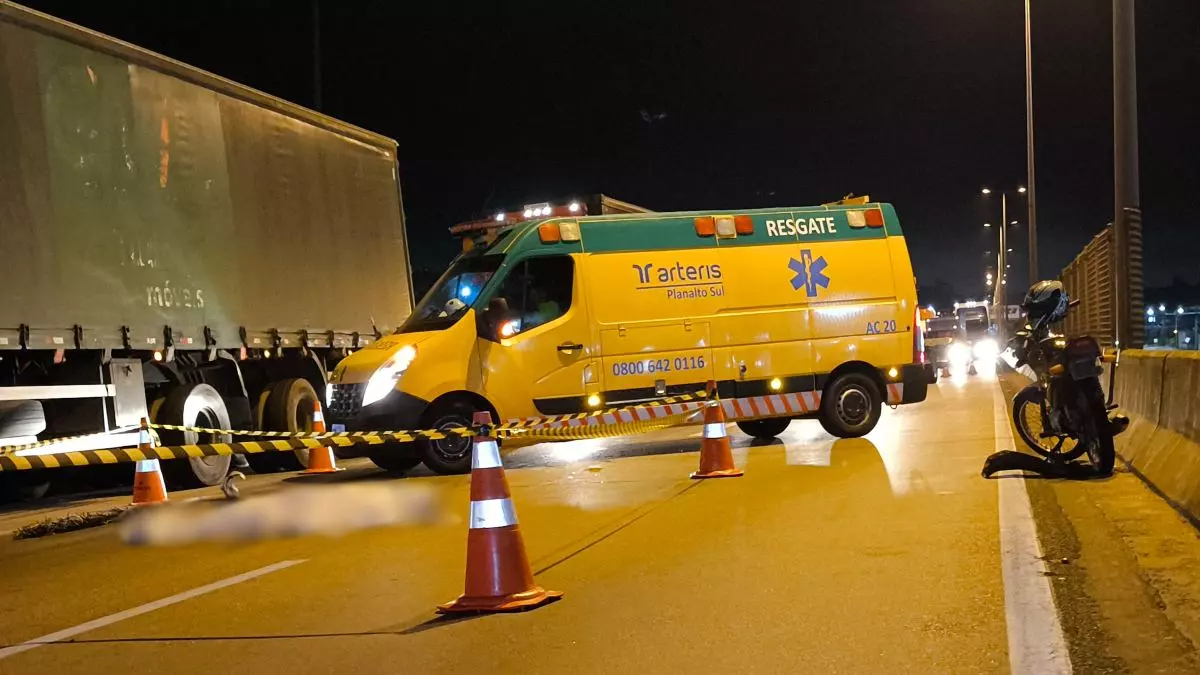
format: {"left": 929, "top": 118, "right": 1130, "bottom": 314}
{"left": 20, "top": 0, "right": 1200, "bottom": 301}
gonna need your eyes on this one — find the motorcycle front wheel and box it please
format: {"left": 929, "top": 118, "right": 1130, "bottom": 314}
{"left": 1011, "top": 385, "right": 1087, "bottom": 461}
{"left": 1080, "top": 379, "right": 1116, "bottom": 477}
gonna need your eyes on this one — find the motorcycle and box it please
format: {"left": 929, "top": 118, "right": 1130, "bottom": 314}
{"left": 1008, "top": 296, "right": 1129, "bottom": 476}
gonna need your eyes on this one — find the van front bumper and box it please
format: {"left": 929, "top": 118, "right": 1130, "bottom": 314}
{"left": 325, "top": 384, "right": 428, "bottom": 434}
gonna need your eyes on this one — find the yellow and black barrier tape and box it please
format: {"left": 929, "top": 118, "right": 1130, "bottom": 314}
{"left": 0, "top": 391, "right": 711, "bottom": 471}
{"left": 147, "top": 423, "right": 477, "bottom": 442}
{"left": 499, "top": 389, "right": 708, "bottom": 429}
{"left": 0, "top": 428, "right": 137, "bottom": 458}
{"left": 145, "top": 389, "right": 708, "bottom": 439}
{"left": 504, "top": 407, "right": 704, "bottom": 441}
{"left": 0, "top": 437, "right": 330, "bottom": 472}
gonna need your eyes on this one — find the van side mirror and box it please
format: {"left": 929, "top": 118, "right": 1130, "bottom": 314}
{"left": 477, "top": 298, "right": 514, "bottom": 341}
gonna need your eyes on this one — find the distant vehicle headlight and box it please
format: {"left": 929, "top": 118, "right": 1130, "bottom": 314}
{"left": 972, "top": 338, "right": 999, "bottom": 361}
{"left": 361, "top": 345, "right": 417, "bottom": 407}
{"left": 948, "top": 341, "right": 972, "bottom": 366}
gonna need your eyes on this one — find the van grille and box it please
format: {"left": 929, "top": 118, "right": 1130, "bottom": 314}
{"left": 327, "top": 383, "right": 364, "bottom": 420}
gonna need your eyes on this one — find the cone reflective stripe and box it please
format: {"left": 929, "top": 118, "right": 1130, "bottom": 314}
{"left": 438, "top": 411, "right": 561, "bottom": 614}
{"left": 131, "top": 420, "right": 168, "bottom": 505}
{"left": 470, "top": 497, "right": 518, "bottom": 528}
{"left": 691, "top": 381, "right": 744, "bottom": 479}
{"left": 302, "top": 401, "right": 341, "bottom": 474}
{"left": 472, "top": 438, "right": 503, "bottom": 469}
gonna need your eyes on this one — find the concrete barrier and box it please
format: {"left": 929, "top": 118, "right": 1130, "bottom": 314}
{"left": 1112, "top": 350, "right": 1167, "bottom": 465}
{"left": 1114, "top": 350, "right": 1200, "bottom": 523}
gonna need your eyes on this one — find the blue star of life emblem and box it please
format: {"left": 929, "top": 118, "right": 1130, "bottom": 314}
{"left": 788, "top": 250, "right": 830, "bottom": 297}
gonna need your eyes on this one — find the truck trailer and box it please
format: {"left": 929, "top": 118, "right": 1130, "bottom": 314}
{"left": 0, "top": 1, "right": 413, "bottom": 498}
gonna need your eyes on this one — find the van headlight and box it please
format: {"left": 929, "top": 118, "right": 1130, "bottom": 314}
{"left": 972, "top": 338, "right": 999, "bottom": 361}
{"left": 361, "top": 345, "right": 417, "bottom": 407}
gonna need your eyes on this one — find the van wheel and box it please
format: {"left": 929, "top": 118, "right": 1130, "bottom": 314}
{"left": 156, "top": 383, "right": 233, "bottom": 488}
{"left": 818, "top": 374, "right": 882, "bottom": 438}
{"left": 259, "top": 378, "right": 320, "bottom": 472}
{"left": 368, "top": 450, "right": 423, "bottom": 474}
{"left": 417, "top": 399, "right": 479, "bottom": 475}
{"left": 736, "top": 418, "right": 791, "bottom": 439}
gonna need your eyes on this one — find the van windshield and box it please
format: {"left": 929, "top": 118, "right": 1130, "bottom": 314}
{"left": 398, "top": 255, "right": 504, "bottom": 334}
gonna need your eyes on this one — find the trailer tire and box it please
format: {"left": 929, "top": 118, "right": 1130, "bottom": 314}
{"left": 259, "top": 378, "right": 320, "bottom": 472}
{"left": 156, "top": 383, "right": 233, "bottom": 488}
{"left": 244, "top": 390, "right": 281, "bottom": 474}
{"left": 0, "top": 473, "right": 51, "bottom": 502}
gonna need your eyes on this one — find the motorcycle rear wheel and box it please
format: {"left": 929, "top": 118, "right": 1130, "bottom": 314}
{"left": 1011, "top": 386, "right": 1087, "bottom": 462}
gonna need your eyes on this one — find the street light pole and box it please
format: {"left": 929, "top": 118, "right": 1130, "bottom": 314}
{"left": 1024, "top": 0, "right": 1039, "bottom": 281}
{"left": 999, "top": 193, "right": 1008, "bottom": 343}
{"left": 983, "top": 187, "right": 1022, "bottom": 341}
{"left": 1113, "top": 0, "right": 1140, "bottom": 348}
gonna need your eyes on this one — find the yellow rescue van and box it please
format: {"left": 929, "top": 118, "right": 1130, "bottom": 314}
{"left": 327, "top": 199, "right": 929, "bottom": 473}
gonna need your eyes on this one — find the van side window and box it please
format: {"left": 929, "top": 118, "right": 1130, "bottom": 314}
{"left": 492, "top": 256, "right": 574, "bottom": 333}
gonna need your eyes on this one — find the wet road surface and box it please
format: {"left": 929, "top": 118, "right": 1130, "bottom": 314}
{"left": 2, "top": 363, "right": 1200, "bottom": 673}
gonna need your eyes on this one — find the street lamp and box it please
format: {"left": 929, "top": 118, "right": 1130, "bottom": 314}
{"left": 983, "top": 187, "right": 1028, "bottom": 341}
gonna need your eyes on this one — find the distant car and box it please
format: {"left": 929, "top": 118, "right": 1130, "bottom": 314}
{"left": 924, "top": 317, "right": 960, "bottom": 376}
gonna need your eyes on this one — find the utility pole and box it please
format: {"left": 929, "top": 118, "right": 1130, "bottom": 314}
{"left": 1113, "top": 0, "right": 1141, "bottom": 347}
{"left": 1024, "top": 0, "right": 1039, "bottom": 282}
{"left": 312, "top": 0, "right": 323, "bottom": 111}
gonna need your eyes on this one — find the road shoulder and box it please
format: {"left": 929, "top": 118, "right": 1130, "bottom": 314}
{"left": 998, "top": 369, "right": 1200, "bottom": 672}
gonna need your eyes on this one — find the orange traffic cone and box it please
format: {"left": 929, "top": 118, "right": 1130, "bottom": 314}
{"left": 438, "top": 411, "right": 561, "bottom": 614}
{"left": 691, "top": 381, "right": 744, "bottom": 479}
{"left": 302, "top": 401, "right": 341, "bottom": 474}
{"left": 131, "top": 418, "right": 168, "bottom": 505}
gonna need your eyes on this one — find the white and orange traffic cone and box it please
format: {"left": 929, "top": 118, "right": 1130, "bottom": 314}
{"left": 438, "top": 411, "right": 561, "bottom": 614}
{"left": 302, "top": 400, "right": 341, "bottom": 474}
{"left": 691, "top": 381, "right": 744, "bottom": 479}
{"left": 131, "top": 418, "right": 168, "bottom": 505}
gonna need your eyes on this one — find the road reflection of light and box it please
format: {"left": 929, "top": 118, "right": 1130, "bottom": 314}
{"left": 868, "top": 406, "right": 927, "bottom": 497}
{"left": 773, "top": 422, "right": 835, "bottom": 466}
{"left": 943, "top": 357, "right": 999, "bottom": 387}
{"left": 784, "top": 440, "right": 834, "bottom": 467}
{"left": 548, "top": 438, "right": 607, "bottom": 464}
{"left": 732, "top": 443, "right": 750, "bottom": 467}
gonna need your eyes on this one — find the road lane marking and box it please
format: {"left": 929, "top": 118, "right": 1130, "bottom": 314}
{"left": 0, "top": 559, "right": 305, "bottom": 661}
{"left": 993, "top": 381, "right": 1072, "bottom": 674}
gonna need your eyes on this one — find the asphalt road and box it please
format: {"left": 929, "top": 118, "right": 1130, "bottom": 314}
{"left": 2, "top": 363, "right": 1200, "bottom": 673}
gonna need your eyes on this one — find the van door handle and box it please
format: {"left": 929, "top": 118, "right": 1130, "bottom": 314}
{"left": 557, "top": 342, "right": 584, "bottom": 354}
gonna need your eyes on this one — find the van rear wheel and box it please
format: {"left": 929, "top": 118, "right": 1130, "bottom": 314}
{"left": 818, "top": 373, "right": 882, "bottom": 438}
{"left": 736, "top": 418, "right": 791, "bottom": 439}
{"left": 368, "top": 450, "right": 422, "bottom": 474}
